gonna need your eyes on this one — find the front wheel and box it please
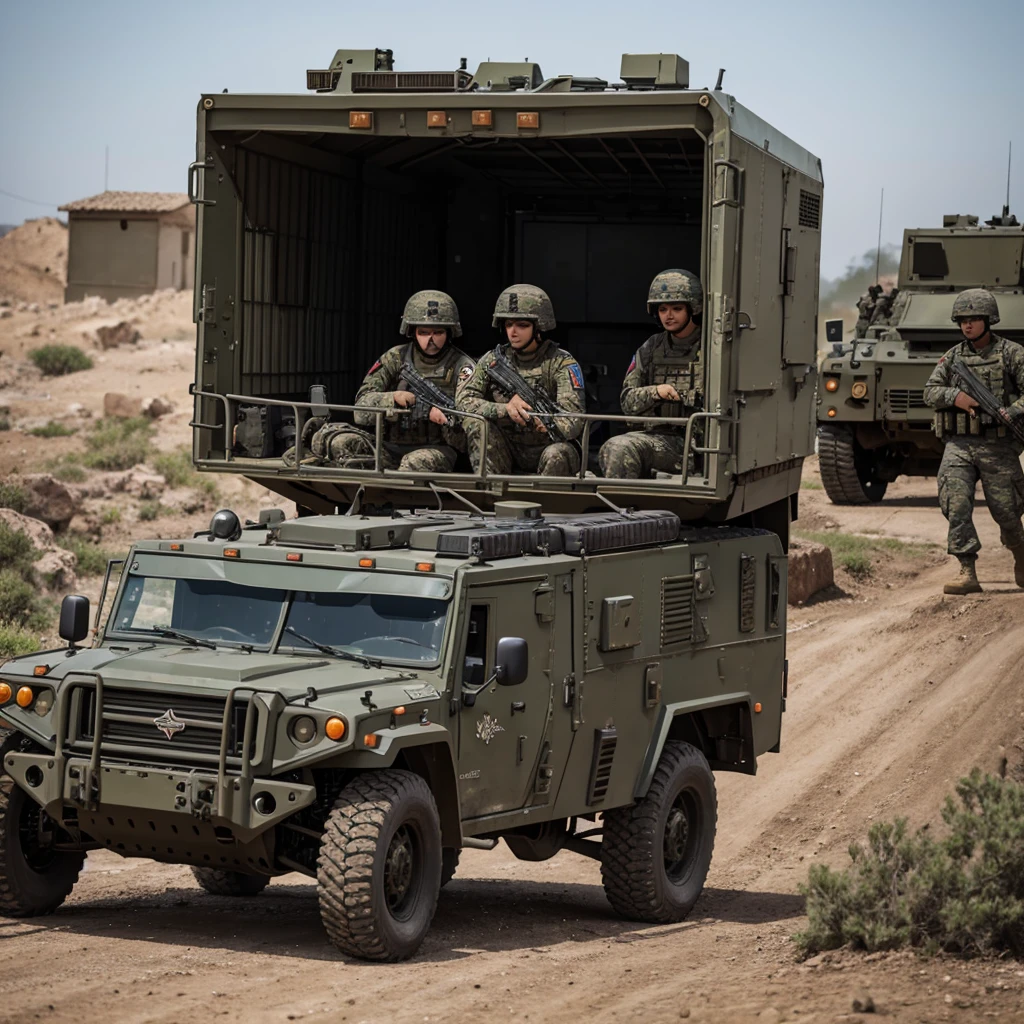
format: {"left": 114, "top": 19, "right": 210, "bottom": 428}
{"left": 600, "top": 740, "right": 717, "bottom": 923}
{"left": 317, "top": 771, "right": 442, "bottom": 961}
{"left": 817, "top": 424, "right": 889, "bottom": 504}
{"left": 191, "top": 866, "right": 270, "bottom": 896}
{"left": 0, "top": 776, "right": 84, "bottom": 917}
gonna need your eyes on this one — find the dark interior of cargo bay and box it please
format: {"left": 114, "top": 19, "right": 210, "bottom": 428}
{"left": 210, "top": 128, "right": 707, "bottom": 420}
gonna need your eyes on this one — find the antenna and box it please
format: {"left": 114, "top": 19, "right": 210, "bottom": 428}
{"left": 104, "top": 145, "right": 109, "bottom": 192}
{"left": 715, "top": 68, "right": 725, "bottom": 90}
{"left": 1006, "top": 141, "right": 1012, "bottom": 218}
{"left": 875, "top": 187, "right": 884, "bottom": 285}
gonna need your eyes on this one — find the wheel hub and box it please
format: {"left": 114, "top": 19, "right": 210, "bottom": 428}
{"left": 663, "top": 790, "right": 697, "bottom": 880}
{"left": 383, "top": 824, "right": 416, "bottom": 916}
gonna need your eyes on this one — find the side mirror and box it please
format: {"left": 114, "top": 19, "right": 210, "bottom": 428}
{"left": 824, "top": 318, "right": 844, "bottom": 344}
{"left": 494, "top": 637, "right": 529, "bottom": 687}
{"left": 59, "top": 595, "right": 91, "bottom": 646}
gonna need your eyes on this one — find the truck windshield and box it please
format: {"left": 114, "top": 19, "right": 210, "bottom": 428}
{"left": 111, "top": 575, "right": 286, "bottom": 648}
{"left": 279, "top": 591, "right": 448, "bottom": 665}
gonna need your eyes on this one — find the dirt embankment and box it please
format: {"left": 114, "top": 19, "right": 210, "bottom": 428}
{"left": 0, "top": 217, "right": 68, "bottom": 305}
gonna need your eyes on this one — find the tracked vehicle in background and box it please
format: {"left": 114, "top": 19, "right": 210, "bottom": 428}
{"left": 817, "top": 209, "right": 1024, "bottom": 504}
{"left": 0, "top": 48, "right": 819, "bottom": 961}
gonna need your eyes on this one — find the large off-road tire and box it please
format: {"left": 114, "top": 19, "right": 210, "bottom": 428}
{"left": 0, "top": 772, "right": 84, "bottom": 917}
{"left": 440, "top": 847, "right": 460, "bottom": 888}
{"left": 191, "top": 866, "right": 270, "bottom": 896}
{"left": 600, "top": 740, "right": 717, "bottom": 923}
{"left": 317, "top": 771, "right": 442, "bottom": 962}
{"left": 817, "top": 423, "right": 888, "bottom": 504}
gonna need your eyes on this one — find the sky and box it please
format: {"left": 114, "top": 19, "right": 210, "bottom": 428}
{"left": 1, "top": 0, "right": 1022, "bottom": 280}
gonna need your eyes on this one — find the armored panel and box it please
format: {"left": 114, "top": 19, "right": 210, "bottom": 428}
{"left": 558, "top": 510, "right": 680, "bottom": 555}
{"left": 599, "top": 596, "right": 641, "bottom": 651}
{"left": 434, "top": 522, "right": 564, "bottom": 560}
{"left": 274, "top": 515, "right": 453, "bottom": 550}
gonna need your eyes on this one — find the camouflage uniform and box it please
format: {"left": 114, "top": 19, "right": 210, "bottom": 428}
{"left": 457, "top": 284, "right": 585, "bottom": 476}
{"left": 924, "top": 289, "right": 1024, "bottom": 592}
{"left": 854, "top": 285, "right": 882, "bottom": 338}
{"left": 599, "top": 269, "right": 704, "bottom": 479}
{"left": 869, "top": 287, "right": 898, "bottom": 327}
{"left": 315, "top": 291, "right": 474, "bottom": 472}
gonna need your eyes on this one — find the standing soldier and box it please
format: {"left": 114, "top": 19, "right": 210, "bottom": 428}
{"left": 599, "top": 269, "right": 704, "bottom": 479}
{"left": 457, "top": 284, "right": 585, "bottom": 476}
{"left": 313, "top": 290, "right": 474, "bottom": 472}
{"left": 924, "top": 288, "right": 1024, "bottom": 594}
{"left": 854, "top": 284, "right": 882, "bottom": 338}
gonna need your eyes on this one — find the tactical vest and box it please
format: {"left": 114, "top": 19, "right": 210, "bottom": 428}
{"left": 394, "top": 343, "right": 462, "bottom": 445}
{"left": 489, "top": 341, "right": 564, "bottom": 449}
{"left": 935, "top": 337, "right": 1017, "bottom": 440}
{"left": 642, "top": 332, "right": 703, "bottom": 431}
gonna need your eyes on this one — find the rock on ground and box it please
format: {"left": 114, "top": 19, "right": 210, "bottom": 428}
{"left": 13, "top": 472, "right": 80, "bottom": 532}
{"left": 0, "top": 508, "right": 77, "bottom": 589}
{"left": 94, "top": 320, "right": 141, "bottom": 350}
{"left": 788, "top": 538, "right": 834, "bottom": 604}
{"left": 103, "top": 392, "right": 143, "bottom": 418}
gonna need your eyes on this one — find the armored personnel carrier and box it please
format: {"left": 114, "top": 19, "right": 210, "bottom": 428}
{"left": 0, "top": 48, "right": 819, "bottom": 961}
{"left": 817, "top": 209, "right": 1024, "bottom": 504}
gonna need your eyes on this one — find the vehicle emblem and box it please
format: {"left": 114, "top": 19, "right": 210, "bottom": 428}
{"left": 475, "top": 713, "right": 505, "bottom": 745}
{"left": 154, "top": 709, "right": 186, "bottom": 740}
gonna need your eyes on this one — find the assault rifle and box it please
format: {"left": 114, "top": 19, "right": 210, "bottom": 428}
{"left": 484, "top": 349, "right": 569, "bottom": 443}
{"left": 399, "top": 361, "right": 454, "bottom": 427}
{"left": 949, "top": 357, "right": 1024, "bottom": 446}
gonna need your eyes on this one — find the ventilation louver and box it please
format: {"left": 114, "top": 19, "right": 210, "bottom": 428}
{"left": 350, "top": 70, "right": 473, "bottom": 93}
{"left": 661, "top": 574, "right": 695, "bottom": 647}
{"left": 586, "top": 727, "right": 617, "bottom": 805}
{"left": 798, "top": 190, "right": 821, "bottom": 230}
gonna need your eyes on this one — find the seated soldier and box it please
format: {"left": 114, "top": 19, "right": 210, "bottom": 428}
{"left": 598, "top": 269, "right": 704, "bottom": 479}
{"left": 457, "top": 284, "right": 585, "bottom": 476}
{"left": 313, "top": 290, "right": 474, "bottom": 472}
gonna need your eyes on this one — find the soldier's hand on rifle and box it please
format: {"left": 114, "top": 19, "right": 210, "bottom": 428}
{"left": 505, "top": 393, "right": 534, "bottom": 426}
{"left": 953, "top": 391, "right": 979, "bottom": 416}
{"left": 657, "top": 384, "right": 681, "bottom": 402}
{"left": 393, "top": 391, "right": 416, "bottom": 409}
{"left": 428, "top": 407, "right": 448, "bottom": 426}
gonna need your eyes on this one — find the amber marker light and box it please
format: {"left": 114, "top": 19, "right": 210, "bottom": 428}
{"left": 517, "top": 111, "right": 540, "bottom": 129}
{"left": 851, "top": 382, "right": 869, "bottom": 400}
{"left": 426, "top": 110, "right": 447, "bottom": 127}
{"left": 349, "top": 111, "right": 373, "bottom": 129}
{"left": 325, "top": 717, "right": 347, "bottom": 741}
{"left": 824, "top": 378, "right": 839, "bottom": 392}
{"left": 358, "top": 558, "right": 376, "bottom": 568}
{"left": 827, "top": 407, "right": 837, "bottom": 418}
{"left": 16, "top": 687, "right": 34, "bottom": 708}
{"left": 415, "top": 562, "right": 435, "bottom": 573}
{"left": 0, "top": 683, "right": 11, "bottom": 704}
{"left": 169, "top": 543, "right": 183, "bottom": 551}
{"left": 754, "top": 702, "right": 763, "bottom": 713}
{"left": 223, "top": 548, "right": 240, "bottom": 558}
{"left": 286, "top": 552, "right": 302, "bottom": 562}
{"left": 33, "top": 665, "right": 48, "bottom": 676}
{"left": 364, "top": 733, "right": 379, "bottom": 748}
{"left": 472, "top": 109, "right": 493, "bottom": 126}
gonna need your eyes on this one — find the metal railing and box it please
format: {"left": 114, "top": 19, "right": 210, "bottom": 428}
{"left": 190, "top": 385, "right": 734, "bottom": 491}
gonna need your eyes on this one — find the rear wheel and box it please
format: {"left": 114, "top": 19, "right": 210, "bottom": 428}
{"left": 317, "top": 771, "right": 441, "bottom": 961}
{"left": 817, "top": 424, "right": 888, "bottom": 504}
{"left": 191, "top": 866, "right": 269, "bottom": 896}
{"left": 600, "top": 740, "right": 716, "bottom": 923}
{"left": 0, "top": 774, "right": 84, "bottom": 917}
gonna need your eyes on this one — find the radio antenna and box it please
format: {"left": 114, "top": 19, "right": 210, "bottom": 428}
{"left": 1005, "top": 141, "right": 1013, "bottom": 218}
{"left": 875, "top": 187, "right": 884, "bottom": 285}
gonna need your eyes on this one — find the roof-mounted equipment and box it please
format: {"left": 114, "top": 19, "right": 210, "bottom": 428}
{"left": 472, "top": 61, "right": 544, "bottom": 91}
{"left": 306, "top": 48, "right": 394, "bottom": 93}
{"left": 619, "top": 53, "right": 689, "bottom": 90}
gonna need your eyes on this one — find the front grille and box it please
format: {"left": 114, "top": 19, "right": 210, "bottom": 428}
{"left": 885, "top": 389, "right": 928, "bottom": 416}
{"left": 76, "top": 688, "right": 252, "bottom": 764}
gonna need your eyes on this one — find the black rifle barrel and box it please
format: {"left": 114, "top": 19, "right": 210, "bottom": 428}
{"left": 484, "top": 352, "right": 568, "bottom": 443}
{"left": 400, "top": 363, "right": 454, "bottom": 426}
{"left": 950, "top": 357, "right": 1024, "bottom": 445}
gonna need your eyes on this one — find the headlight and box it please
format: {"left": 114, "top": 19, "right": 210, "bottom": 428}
{"left": 290, "top": 715, "right": 317, "bottom": 745}
{"left": 824, "top": 377, "right": 840, "bottom": 392}
{"left": 0, "top": 682, "right": 11, "bottom": 704}
{"left": 33, "top": 690, "right": 54, "bottom": 716}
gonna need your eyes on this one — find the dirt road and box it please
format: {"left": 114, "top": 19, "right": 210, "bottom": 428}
{"left": 4, "top": 466, "right": 1024, "bottom": 1023}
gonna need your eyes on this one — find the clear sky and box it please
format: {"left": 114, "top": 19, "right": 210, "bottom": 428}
{"left": 1, "top": 0, "right": 1021, "bottom": 279}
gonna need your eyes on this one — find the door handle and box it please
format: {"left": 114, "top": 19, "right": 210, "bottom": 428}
{"left": 511, "top": 701, "right": 526, "bottom": 715}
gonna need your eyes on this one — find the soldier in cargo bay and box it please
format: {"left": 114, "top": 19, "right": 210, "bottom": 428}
{"left": 311, "top": 290, "right": 474, "bottom": 472}
{"left": 456, "top": 284, "right": 586, "bottom": 476}
{"left": 599, "top": 269, "right": 705, "bottom": 479}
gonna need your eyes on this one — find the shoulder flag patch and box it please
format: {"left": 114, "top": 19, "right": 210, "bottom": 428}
{"left": 368, "top": 360, "right": 382, "bottom": 375}
{"left": 458, "top": 364, "right": 473, "bottom": 381}
{"left": 567, "top": 362, "right": 584, "bottom": 390}
{"left": 627, "top": 354, "right": 637, "bottom": 374}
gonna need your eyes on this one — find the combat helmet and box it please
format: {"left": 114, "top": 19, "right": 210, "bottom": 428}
{"left": 400, "top": 289, "right": 463, "bottom": 338}
{"left": 647, "top": 269, "right": 704, "bottom": 316}
{"left": 951, "top": 288, "right": 1000, "bottom": 325}
{"left": 491, "top": 284, "right": 556, "bottom": 332}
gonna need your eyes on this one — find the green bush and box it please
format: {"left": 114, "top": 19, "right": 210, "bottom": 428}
{"left": 46, "top": 456, "right": 88, "bottom": 483}
{"left": 0, "top": 623, "right": 40, "bottom": 662}
{"left": 100, "top": 507, "right": 121, "bottom": 525}
{"left": 0, "top": 414, "right": 9, "bottom": 432}
{"left": 794, "top": 529, "right": 934, "bottom": 578}
{"left": 152, "top": 448, "right": 194, "bottom": 488}
{"left": 0, "top": 520, "right": 38, "bottom": 579}
{"left": 58, "top": 535, "right": 122, "bottom": 577}
{"left": 29, "top": 420, "right": 77, "bottom": 438}
{"left": 83, "top": 417, "right": 152, "bottom": 470}
{"left": 29, "top": 345, "right": 94, "bottom": 376}
{"left": 797, "top": 770, "right": 1024, "bottom": 958}
{"left": 137, "top": 501, "right": 164, "bottom": 522}
{"left": 0, "top": 569, "right": 52, "bottom": 631}
{"left": 0, "top": 482, "right": 29, "bottom": 513}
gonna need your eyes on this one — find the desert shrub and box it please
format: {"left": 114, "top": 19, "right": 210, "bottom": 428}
{"left": 0, "top": 482, "right": 29, "bottom": 513}
{"left": 794, "top": 529, "right": 934, "bottom": 578}
{"left": 29, "top": 420, "right": 77, "bottom": 438}
{"left": 0, "top": 519, "right": 38, "bottom": 578}
{"left": 82, "top": 417, "right": 152, "bottom": 470}
{"left": 797, "top": 770, "right": 1024, "bottom": 958}
{"left": 58, "top": 535, "right": 122, "bottom": 576}
{"left": 0, "top": 521, "right": 53, "bottom": 634}
{"left": 29, "top": 345, "right": 93, "bottom": 376}
{"left": 46, "top": 455, "right": 88, "bottom": 483}
{"left": 100, "top": 507, "right": 121, "bottom": 525}
{"left": 0, "top": 623, "right": 40, "bottom": 661}
{"left": 137, "top": 501, "right": 164, "bottom": 522}
{"left": 152, "top": 448, "right": 193, "bottom": 487}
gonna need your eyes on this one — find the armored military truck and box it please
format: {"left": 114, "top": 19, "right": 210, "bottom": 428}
{"left": 0, "top": 49, "right": 818, "bottom": 961}
{"left": 817, "top": 209, "right": 1024, "bottom": 504}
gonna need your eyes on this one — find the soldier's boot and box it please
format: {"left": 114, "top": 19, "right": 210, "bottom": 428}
{"left": 943, "top": 557, "right": 982, "bottom": 596}
{"left": 1009, "top": 543, "right": 1024, "bottom": 589}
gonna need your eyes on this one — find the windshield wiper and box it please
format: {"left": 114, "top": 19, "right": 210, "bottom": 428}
{"left": 149, "top": 628, "right": 217, "bottom": 650}
{"left": 284, "top": 626, "right": 381, "bottom": 669}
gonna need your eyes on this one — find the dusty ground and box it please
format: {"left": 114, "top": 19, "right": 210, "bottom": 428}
{"left": 3, "top": 461, "right": 1024, "bottom": 1022}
